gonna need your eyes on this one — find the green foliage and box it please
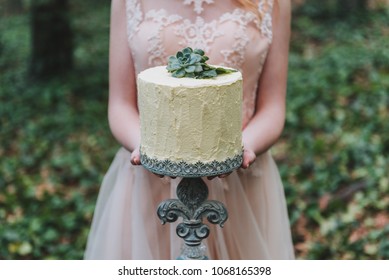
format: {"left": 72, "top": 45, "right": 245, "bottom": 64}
{"left": 293, "top": 0, "right": 370, "bottom": 19}
{"left": 167, "top": 47, "right": 236, "bottom": 78}
{"left": 0, "top": 1, "right": 115, "bottom": 259}
{"left": 274, "top": 7, "right": 389, "bottom": 259}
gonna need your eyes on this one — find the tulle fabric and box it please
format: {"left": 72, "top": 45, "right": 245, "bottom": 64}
{"left": 84, "top": 148, "right": 294, "bottom": 259}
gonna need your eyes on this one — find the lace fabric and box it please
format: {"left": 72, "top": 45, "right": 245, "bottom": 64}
{"left": 125, "top": 0, "right": 274, "bottom": 126}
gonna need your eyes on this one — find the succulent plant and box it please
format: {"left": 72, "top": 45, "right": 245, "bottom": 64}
{"left": 166, "top": 47, "right": 236, "bottom": 79}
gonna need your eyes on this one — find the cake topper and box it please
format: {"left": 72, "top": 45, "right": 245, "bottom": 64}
{"left": 166, "top": 47, "right": 236, "bottom": 79}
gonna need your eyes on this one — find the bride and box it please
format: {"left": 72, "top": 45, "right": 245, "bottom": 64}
{"left": 84, "top": 0, "right": 294, "bottom": 260}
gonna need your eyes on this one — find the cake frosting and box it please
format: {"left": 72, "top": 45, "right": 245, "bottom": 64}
{"left": 137, "top": 65, "right": 243, "bottom": 177}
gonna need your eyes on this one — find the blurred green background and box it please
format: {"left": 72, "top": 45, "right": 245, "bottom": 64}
{"left": 0, "top": 0, "right": 388, "bottom": 259}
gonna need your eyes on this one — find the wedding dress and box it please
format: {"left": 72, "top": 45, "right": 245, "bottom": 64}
{"left": 84, "top": 0, "right": 295, "bottom": 259}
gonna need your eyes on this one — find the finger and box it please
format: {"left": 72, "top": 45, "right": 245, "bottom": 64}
{"left": 241, "top": 159, "right": 250, "bottom": 169}
{"left": 218, "top": 172, "right": 232, "bottom": 178}
{"left": 241, "top": 149, "right": 256, "bottom": 169}
{"left": 153, "top": 173, "right": 164, "bottom": 178}
{"left": 130, "top": 155, "right": 141, "bottom": 165}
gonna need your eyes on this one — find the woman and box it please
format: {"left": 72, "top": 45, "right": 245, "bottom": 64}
{"left": 85, "top": 0, "right": 294, "bottom": 259}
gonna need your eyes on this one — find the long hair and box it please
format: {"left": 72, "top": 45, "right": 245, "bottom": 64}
{"left": 236, "top": 0, "right": 260, "bottom": 14}
{"left": 236, "top": 0, "right": 277, "bottom": 20}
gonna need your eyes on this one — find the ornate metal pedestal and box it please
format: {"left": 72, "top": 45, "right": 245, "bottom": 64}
{"left": 157, "top": 177, "right": 228, "bottom": 259}
{"left": 140, "top": 150, "right": 243, "bottom": 259}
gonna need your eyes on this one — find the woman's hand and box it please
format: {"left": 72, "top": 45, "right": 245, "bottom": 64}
{"left": 131, "top": 146, "right": 173, "bottom": 178}
{"left": 241, "top": 147, "right": 256, "bottom": 169}
{"left": 130, "top": 146, "right": 141, "bottom": 165}
{"left": 207, "top": 172, "right": 232, "bottom": 180}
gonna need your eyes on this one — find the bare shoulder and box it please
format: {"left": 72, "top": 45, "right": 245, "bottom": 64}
{"left": 275, "top": 0, "right": 292, "bottom": 22}
{"left": 272, "top": 0, "right": 291, "bottom": 42}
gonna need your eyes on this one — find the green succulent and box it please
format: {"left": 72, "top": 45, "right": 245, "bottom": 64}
{"left": 166, "top": 47, "right": 237, "bottom": 79}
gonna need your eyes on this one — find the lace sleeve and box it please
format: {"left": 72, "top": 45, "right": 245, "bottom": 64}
{"left": 258, "top": 0, "right": 274, "bottom": 42}
{"left": 125, "top": 0, "right": 143, "bottom": 41}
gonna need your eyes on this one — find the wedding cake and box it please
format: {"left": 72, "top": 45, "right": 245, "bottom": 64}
{"left": 137, "top": 48, "right": 243, "bottom": 177}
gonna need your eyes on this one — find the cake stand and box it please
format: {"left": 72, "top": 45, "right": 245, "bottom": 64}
{"left": 140, "top": 151, "right": 243, "bottom": 260}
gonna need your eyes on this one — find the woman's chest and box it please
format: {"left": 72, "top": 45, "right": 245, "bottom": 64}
{"left": 128, "top": 6, "right": 271, "bottom": 74}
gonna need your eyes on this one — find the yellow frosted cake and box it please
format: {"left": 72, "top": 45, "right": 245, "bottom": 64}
{"left": 137, "top": 64, "right": 243, "bottom": 177}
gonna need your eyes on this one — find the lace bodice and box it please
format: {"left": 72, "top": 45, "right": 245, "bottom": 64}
{"left": 125, "top": 0, "right": 274, "bottom": 126}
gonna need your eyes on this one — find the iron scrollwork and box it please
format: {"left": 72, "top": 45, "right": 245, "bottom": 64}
{"left": 157, "top": 177, "right": 228, "bottom": 259}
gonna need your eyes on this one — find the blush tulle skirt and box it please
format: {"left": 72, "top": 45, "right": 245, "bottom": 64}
{"left": 84, "top": 148, "right": 295, "bottom": 259}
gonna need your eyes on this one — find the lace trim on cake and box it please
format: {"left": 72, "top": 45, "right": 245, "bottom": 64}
{"left": 182, "top": 0, "right": 214, "bottom": 14}
{"left": 140, "top": 150, "right": 243, "bottom": 178}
